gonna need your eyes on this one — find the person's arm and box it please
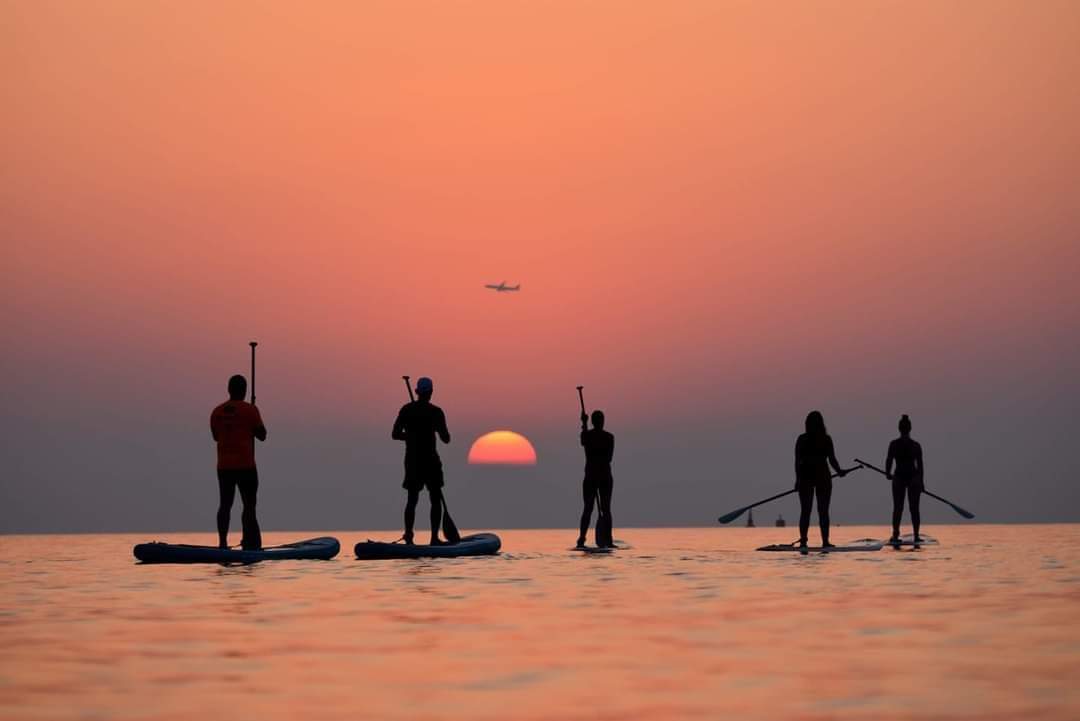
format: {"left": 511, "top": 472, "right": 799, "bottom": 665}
{"left": 437, "top": 409, "right": 450, "bottom": 444}
{"left": 210, "top": 411, "right": 218, "bottom": 442}
{"left": 885, "top": 441, "right": 895, "bottom": 480}
{"left": 391, "top": 406, "right": 407, "bottom": 441}
{"left": 914, "top": 442, "right": 924, "bottom": 484}
{"left": 827, "top": 437, "right": 846, "bottom": 476}
{"left": 253, "top": 407, "right": 267, "bottom": 442}
{"left": 607, "top": 434, "right": 615, "bottom": 464}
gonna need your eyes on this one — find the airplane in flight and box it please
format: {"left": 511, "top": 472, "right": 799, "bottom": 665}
{"left": 484, "top": 281, "right": 521, "bottom": 292}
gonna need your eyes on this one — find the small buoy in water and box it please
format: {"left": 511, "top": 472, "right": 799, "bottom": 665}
{"left": 747, "top": 509, "right": 756, "bottom": 527}
{"left": 775, "top": 514, "right": 786, "bottom": 527}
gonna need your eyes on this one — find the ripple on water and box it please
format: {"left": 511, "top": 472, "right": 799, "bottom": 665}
{"left": 0, "top": 525, "right": 1078, "bottom": 721}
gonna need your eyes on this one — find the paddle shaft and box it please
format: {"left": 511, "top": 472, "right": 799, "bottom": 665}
{"left": 249, "top": 342, "right": 258, "bottom": 477}
{"left": 717, "top": 469, "right": 854, "bottom": 525}
{"left": 854, "top": 458, "right": 974, "bottom": 519}
{"left": 249, "top": 342, "right": 257, "bottom": 405}
{"left": 402, "top": 375, "right": 414, "bottom": 402}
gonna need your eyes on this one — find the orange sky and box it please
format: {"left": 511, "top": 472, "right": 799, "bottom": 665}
{"left": 3, "top": 2, "right": 1079, "bottom": 529}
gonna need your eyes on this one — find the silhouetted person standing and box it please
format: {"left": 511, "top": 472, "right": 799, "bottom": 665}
{"left": 210, "top": 375, "right": 266, "bottom": 550}
{"left": 577, "top": 410, "right": 615, "bottom": 548}
{"left": 794, "top": 410, "right": 848, "bottom": 549}
{"left": 392, "top": 377, "right": 450, "bottom": 545}
{"left": 886, "top": 414, "right": 924, "bottom": 543}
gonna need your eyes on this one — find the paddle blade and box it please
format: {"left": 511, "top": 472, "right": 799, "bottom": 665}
{"left": 922, "top": 490, "right": 975, "bottom": 519}
{"left": 717, "top": 507, "right": 748, "bottom": 525}
{"left": 950, "top": 503, "right": 975, "bottom": 520}
{"left": 442, "top": 508, "right": 461, "bottom": 544}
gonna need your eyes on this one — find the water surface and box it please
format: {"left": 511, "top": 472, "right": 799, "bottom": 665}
{"left": 2, "top": 525, "right": 1078, "bottom": 720}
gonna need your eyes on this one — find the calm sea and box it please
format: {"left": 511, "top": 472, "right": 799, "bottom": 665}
{"left": 1, "top": 525, "right": 1078, "bottom": 720}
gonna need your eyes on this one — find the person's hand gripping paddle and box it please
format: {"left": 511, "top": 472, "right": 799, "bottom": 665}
{"left": 403, "top": 375, "right": 460, "bottom": 544}
{"left": 578, "top": 386, "right": 612, "bottom": 547}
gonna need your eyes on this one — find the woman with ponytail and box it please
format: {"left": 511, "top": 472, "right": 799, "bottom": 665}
{"left": 886, "top": 414, "right": 924, "bottom": 543}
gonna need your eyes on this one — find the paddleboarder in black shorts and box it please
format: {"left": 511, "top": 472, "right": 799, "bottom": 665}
{"left": 392, "top": 376, "right": 450, "bottom": 545}
{"left": 577, "top": 410, "right": 615, "bottom": 548}
{"left": 210, "top": 374, "right": 267, "bottom": 550}
{"left": 794, "top": 410, "right": 849, "bottom": 549}
{"left": 885, "top": 414, "right": 924, "bottom": 544}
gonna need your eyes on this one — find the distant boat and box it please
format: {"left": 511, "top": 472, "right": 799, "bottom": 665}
{"left": 747, "top": 509, "right": 755, "bottom": 528}
{"left": 775, "top": 514, "right": 786, "bottom": 527}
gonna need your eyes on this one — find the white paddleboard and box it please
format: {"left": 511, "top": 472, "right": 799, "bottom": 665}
{"left": 886, "top": 533, "right": 939, "bottom": 547}
{"left": 757, "top": 539, "right": 884, "bottom": 553}
{"left": 571, "top": 545, "right": 615, "bottom": 554}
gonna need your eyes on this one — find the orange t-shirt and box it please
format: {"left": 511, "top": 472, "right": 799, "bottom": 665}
{"left": 210, "top": 400, "right": 264, "bottom": 469}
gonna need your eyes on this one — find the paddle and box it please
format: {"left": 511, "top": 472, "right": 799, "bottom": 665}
{"left": 854, "top": 458, "right": 975, "bottom": 519}
{"left": 249, "top": 341, "right": 258, "bottom": 406}
{"left": 440, "top": 495, "right": 461, "bottom": 545}
{"left": 577, "top": 386, "right": 612, "bottom": 547}
{"left": 717, "top": 468, "right": 859, "bottom": 525}
{"left": 402, "top": 374, "right": 461, "bottom": 544}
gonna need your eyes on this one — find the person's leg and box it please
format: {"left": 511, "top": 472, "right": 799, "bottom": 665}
{"left": 217, "top": 470, "right": 236, "bottom": 549}
{"left": 909, "top": 484, "right": 922, "bottom": 541}
{"left": 578, "top": 479, "right": 595, "bottom": 545}
{"left": 428, "top": 485, "right": 443, "bottom": 544}
{"left": 797, "top": 482, "right": 814, "bottom": 546}
{"left": 891, "top": 480, "right": 906, "bottom": 541}
{"left": 238, "top": 470, "right": 261, "bottom": 550}
{"left": 817, "top": 480, "right": 833, "bottom": 546}
{"left": 598, "top": 476, "right": 614, "bottom": 547}
{"left": 403, "top": 488, "right": 420, "bottom": 543}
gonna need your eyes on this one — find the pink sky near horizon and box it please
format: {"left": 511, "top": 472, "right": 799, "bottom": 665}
{"left": 4, "top": 1, "right": 1079, "bottom": 435}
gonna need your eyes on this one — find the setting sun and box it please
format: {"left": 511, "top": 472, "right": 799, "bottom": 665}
{"left": 467, "top": 431, "right": 538, "bottom": 465}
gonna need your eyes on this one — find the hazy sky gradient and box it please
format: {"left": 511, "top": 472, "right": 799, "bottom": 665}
{"left": 3, "top": 1, "right": 1078, "bottom": 533}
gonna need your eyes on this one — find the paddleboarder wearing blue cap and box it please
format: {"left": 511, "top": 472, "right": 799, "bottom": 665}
{"left": 392, "top": 376, "right": 451, "bottom": 545}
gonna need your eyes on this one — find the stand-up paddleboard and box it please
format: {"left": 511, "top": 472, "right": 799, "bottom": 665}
{"left": 355, "top": 533, "right": 501, "bottom": 560}
{"left": 571, "top": 545, "right": 614, "bottom": 554}
{"left": 885, "top": 533, "right": 939, "bottom": 547}
{"left": 134, "top": 537, "right": 340, "bottom": 564}
{"left": 757, "top": 539, "right": 884, "bottom": 553}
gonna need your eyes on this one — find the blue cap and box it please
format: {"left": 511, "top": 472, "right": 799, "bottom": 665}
{"left": 416, "top": 377, "right": 433, "bottom": 394}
